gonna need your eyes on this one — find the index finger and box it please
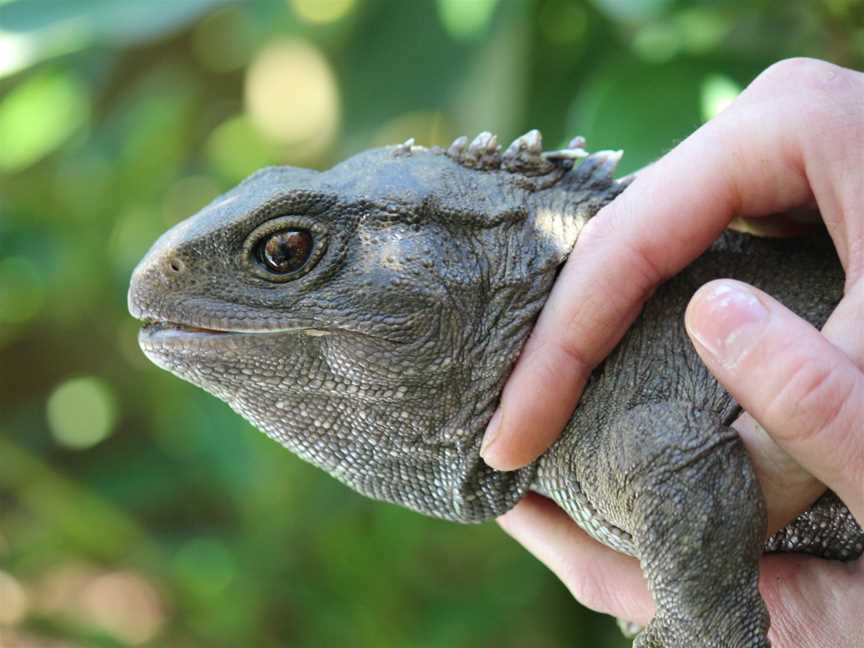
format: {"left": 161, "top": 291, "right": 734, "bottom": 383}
{"left": 481, "top": 58, "right": 862, "bottom": 470}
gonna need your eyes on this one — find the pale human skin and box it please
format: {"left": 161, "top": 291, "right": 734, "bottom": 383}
{"left": 481, "top": 58, "right": 864, "bottom": 647}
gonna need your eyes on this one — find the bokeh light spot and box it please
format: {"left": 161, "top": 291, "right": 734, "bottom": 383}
{"left": 0, "top": 31, "right": 38, "bottom": 78}
{"left": 591, "top": 0, "right": 673, "bottom": 21}
{"left": 244, "top": 40, "right": 340, "bottom": 155}
{"left": 0, "top": 70, "right": 89, "bottom": 172}
{"left": 205, "top": 114, "right": 280, "bottom": 182}
{"left": 539, "top": 3, "right": 588, "bottom": 46}
{"left": 437, "top": 0, "right": 499, "bottom": 41}
{"left": 0, "top": 569, "right": 30, "bottom": 625}
{"left": 79, "top": 571, "right": 166, "bottom": 645}
{"left": 633, "top": 23, "right": 681, "bottom": 62}
{"left": 173, "top": 538, "right": 236, "bottom": 597}
{"left": 701, "top": 74, "right": 741, "bottom": 121}
{"left": 290, "top": 0, "right": 355, "bottom": 25}
{"left": 35, "top": 563, "right": 96, "bottom": 615}
{"left": 0, "top": 256, "right": 45, "bottom": 324}
{"left": 35, "top": 565, "right": 165, "bottom": 645}
{"left": 677, "top": 9, "right": 729, "bottom": 53}
{"left": 46, "top": 377, "right": 117, "bottom": 450}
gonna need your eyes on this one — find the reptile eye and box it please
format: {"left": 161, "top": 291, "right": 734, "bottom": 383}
{"left": 257, "top": 229, "right": 313, "bottom": 274}
{"left": 244, "top": 215, "right": 327, "bottom": 282}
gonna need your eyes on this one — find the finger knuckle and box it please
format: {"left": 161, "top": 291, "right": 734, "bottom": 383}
{"left": 750, "top": 58, "right": 863, "bottom": 99}
{"left": 577, "top": 215, "right": 664, "bottom": 290}
{"left": 743, "top": 60, "right": 864, "bottom": 140}
{"left": 766, "top": 354, "right": 857, "bottom": 444}
{"left": 758, "top": 57, "right": 826, "bottom": 85}
{"left": 621, "top": 236, "right": 666, "bottom": 289}
{"left": 554, "top": 336, "right": 591, "bottom": 378}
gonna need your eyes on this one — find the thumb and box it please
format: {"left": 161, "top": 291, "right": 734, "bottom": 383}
{"left": 684, "top": 279, "right": 864, "bottom": 527}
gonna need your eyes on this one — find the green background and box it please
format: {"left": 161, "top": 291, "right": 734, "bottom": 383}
{"left": 1, "top": 1, "right": 862, "bottom": 646}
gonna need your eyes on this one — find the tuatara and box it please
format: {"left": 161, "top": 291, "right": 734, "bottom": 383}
{"left": 128, "top": 131, "right": 863, "bottom": 647}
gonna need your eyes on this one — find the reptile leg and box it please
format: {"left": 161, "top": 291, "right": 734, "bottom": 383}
{"left": 596, "top": 403, "right": 770, "bottom": 647}
{"left": 765, "top": 490, "right": 864, "bottom": 560}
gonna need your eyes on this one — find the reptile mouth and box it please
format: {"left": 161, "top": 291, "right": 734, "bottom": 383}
{"left": 139, "top": 320, "right": 235, "bottom": 342}
{"left": 142, "top": 321, "right": 230, "bottom": 333}
{"left": 138, "top": 320, "right": 326, "bottom": 343}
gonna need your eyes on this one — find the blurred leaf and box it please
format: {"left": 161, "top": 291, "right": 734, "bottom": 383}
{"left": 0, "top": 69, "right": 88, "bottom": 171}
{"left": 591, "top": 0, "right": 674, "bottom": 21}
{"left": 0, "top": 255, "right": 44, "bottom": 323}
{"left": 0, "top": 0, "right": 236, "bottom": 76}
{"left": 1, "top": 0, "right": 233, "bottom": 40}
{"left": 0, "top": 434, "right": 152, "bottom": 560}
{"left": 436, "top": 0, "right": 500, "bottom": 41}
{"left": 290, "top": 0, "right": 357, "bottom": 26}
{"left": 569, "top": 58, "right": 709, "bottom": 174}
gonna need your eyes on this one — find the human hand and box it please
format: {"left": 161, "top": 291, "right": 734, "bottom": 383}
{"left": 485, "top": 58, "right": 864, "bottom": 645}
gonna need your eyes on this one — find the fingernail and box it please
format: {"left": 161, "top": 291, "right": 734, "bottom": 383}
{"left": 480, "top": 409, "right": 503, "bottom": 461}
{"left": 686, "top": 281, "right": 769, "bottom": 369}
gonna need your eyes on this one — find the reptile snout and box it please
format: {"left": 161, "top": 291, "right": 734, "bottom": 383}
{"left": 127, "top": 241, "right": 188, "bottom": 321}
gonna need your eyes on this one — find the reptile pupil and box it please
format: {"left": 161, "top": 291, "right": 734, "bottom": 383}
{"left": 260, "top": 229, "right": 313, "bottom": 273}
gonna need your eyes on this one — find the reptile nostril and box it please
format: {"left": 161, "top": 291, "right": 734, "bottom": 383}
{"left": 166, "top": 257, "right": 185, "bottom": 274}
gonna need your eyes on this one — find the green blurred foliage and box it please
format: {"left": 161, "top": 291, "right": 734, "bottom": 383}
{"left": 1, "top": 0, "right": 863, "bottom": 646}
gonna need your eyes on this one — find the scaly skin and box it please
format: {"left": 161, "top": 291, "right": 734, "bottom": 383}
{"left": 128, "top": 132, "right": 863, "bottom": 647}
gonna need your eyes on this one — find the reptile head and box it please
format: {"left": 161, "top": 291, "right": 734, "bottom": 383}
{"left": 128, "top": 131, "right": 625, "bottom": 522}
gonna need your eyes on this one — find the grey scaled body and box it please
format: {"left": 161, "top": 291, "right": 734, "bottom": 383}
{"left": 128, "top": 131, "right": 864, "bottom": 647}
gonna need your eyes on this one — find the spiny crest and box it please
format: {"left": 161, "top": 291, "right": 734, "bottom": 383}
{"left": 390, "top": 130, "right": 623, "bottom": 180}
{"left": 392, "top": 137, "right": 415, "bottom": 156}
{"left": 448, "top": 131, "right": 501, "bottom": 170}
